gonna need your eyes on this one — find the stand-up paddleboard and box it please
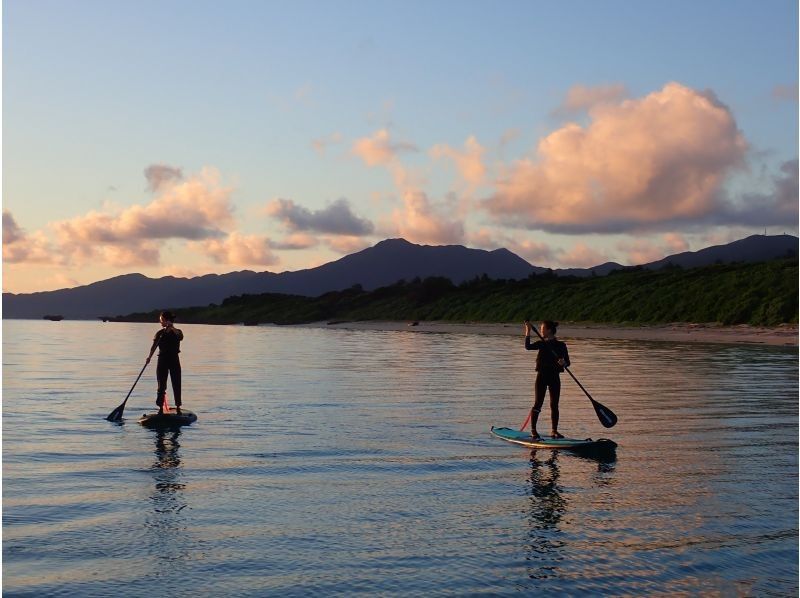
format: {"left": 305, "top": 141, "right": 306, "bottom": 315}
{"left": 491, "top": 426, "right": 616, "bottom": 452}
{"left": 139, "top": 409, "right": 197, "bottom": 428}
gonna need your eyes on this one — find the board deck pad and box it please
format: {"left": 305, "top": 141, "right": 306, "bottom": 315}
{"left": 491, "top": 426, "right": 616, "bottom": 451}
{"left": 139, "top": 409, "right": 198, "bottom": 428}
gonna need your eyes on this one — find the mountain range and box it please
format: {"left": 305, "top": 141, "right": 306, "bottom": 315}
{"left": 3, "top": 234, "right": 797, "bottom": 319}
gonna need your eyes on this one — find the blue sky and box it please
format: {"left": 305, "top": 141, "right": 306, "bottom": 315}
{"left": 3, "top": 0, "right": 798, "bottom": 292}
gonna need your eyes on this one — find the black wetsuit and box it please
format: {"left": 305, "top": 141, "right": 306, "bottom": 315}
{"left": 152, "top": 327, "right": 183, "bottom": 408}
{"left": 525, "top": 336, "right": 570, "bottom": 432}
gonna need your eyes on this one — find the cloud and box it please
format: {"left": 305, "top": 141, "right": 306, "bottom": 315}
{"left": 391, "top": 190, "right": 464, "bottom": 245}
{"left": 144, "top": 164, "right": 184, "bottom": 192}
{"left": 195, "top": 232, "right": 279, "bottom": 266}
{"left": 616, "top": 239, "right": 668, "bottom": 265}
{"left": 723, "top": 159, "right": 798, "bottom": 225}
{"left": 554, "top": 83, "right": 629, "bottom": 116}
{"left": 101, "top": 242, "right": 161, "bottom": 267}
{"left": 268, "top": 232, "right": 320, "bottom": 250}
{"left": 325, "top": 235, "right": 372, "bottom": 254}
{"left": 617, "top": 232, "right": 694, "bottom": 265}
{"left": 558, "top": 243, "right": 610, "bottom": 268}
{"left": 772, "top": 84, "right": 798, "bottom": 102}
{"left": 662, "top": 232, "right": 690, "bottom": 253}
{"left": 498, "top": 128, "right": 521, "bottom": 157}
{"left": 350, "top": 129, "right": 467, "bottom": 246}
{"left": 430, "top": 136, "right": 487, "bottom": 187}
{"left": 3, "top": 210, "right": 25, "bottom": 244}
{"left": 311, "top": 132, "right": 343, "bottom": 155}
{"left": 486, "top": 82, "right": 748, "bottom": 233}
{"left": 352, "top": 129, "right": 417, "bottom": 166}
{"left": 508, "top": 239, "right": 557, "bottom": 265}
{"left": 54, "top": 167, "right": 234, "bottom": 265}
{"left": 466, "top": 228, "right": 556, "bottom": 264}
{"left": 2, "top": 211, "right": 56, "bottom": 264}
{"left": 265, "top": 197, "right": 374, "bottom": 236}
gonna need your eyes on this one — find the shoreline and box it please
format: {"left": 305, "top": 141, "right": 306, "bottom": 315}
{"left": 295, "top": 320, "right": 799, "bottom": 347}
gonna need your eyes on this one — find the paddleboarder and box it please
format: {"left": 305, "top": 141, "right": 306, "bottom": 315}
{"left": 146, "top": 311, "right": 184, "bottom": 415}
{"left": 524, "top": 319, "right": 570, "bottom": 440}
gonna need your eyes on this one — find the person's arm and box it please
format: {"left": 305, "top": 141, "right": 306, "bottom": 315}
{"left": 174, "top": 328, "right": 184, "bottom": 341}
{"left": 523, "top": 321, "right": 541, "bottom": 350}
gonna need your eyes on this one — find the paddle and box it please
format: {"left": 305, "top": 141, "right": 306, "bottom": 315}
{"left": 525, "top": 320, "right": 618, "bottom": 429}
{"left": 106, "top": 360, "right": 150, "bottom": 422}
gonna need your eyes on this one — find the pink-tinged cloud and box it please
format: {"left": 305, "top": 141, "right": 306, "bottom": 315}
{"left": 662, "top": 232, "right": 690, "bottom": 253}
{"left": 195, "top": 233, "right": 279, "bottom": 266}
{"left": 430, "top": 136, "right": 487, "bottom": 187}
{"left": 269, "top": 232, "right": 319, "bottom": 250}
{"left": 2, "top": 211, "right": 57, "bottom": 264}
{"left": 508, "top": 239, "right": 557, "bottom": 265}
{"left": 144, "top": 164, "right": 184, "bottom": 192}
{"left": 352, "top": 129, "right": 467, "bottom": 246}
{"left": 265, "top": 197, "right": 374, "bottom": 236}
{"left": 392, "top": 190, "right": 464, "bottom": 245}
{"left": 555, "top": 83, "right": 629, "bottom": 115}
{"left": 487, "top": 83, "right": 748, "bottom": 233}
{"left": 352, "top": 129, "right": 417, "bottom": 166}
{"left": 772, "top": 84, "right": 799, "bottom": 102}
{"left": 558, "top": 243, "right": 610, "bottom": 268}
{"left": 465, "top": 228, "right": 503, "bottom": 250}
{"left": 617, "top": 233, "right": 692, "bottom": 265}
{"left": 311, "top": 132, "right": 343, "bottom": 155}
{"left": 617, "top": 239, "right": 668, "bottom": 265}
{"left": 325, "top": 235, "right": 372, "bottom": 254}
{"left": 466, "top": 228, "right": 557, "bottom": 264}
{"left": 54, "top": 167, "right": 235, "bottom": 264}
{"left": 101, "top": 242, "right": 161, "bottom": 267}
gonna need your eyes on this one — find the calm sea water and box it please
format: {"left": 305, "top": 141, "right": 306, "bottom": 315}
{"left": 3, "top": 320, "right": 798, "bottom": 596}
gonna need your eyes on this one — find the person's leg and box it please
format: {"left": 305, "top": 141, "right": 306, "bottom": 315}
{"left": 170, "top": 360, "right": 182, "bottom": 411}
{"left": 549, "top": 376, "right": 562, "bottom": 437}
{"left": 531, "top": 373, "right": 547, "bottom": 438}
{"left": 156, "top": 360, "right": 168, "bottom": 412}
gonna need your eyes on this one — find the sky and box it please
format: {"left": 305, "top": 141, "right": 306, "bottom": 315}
{"left": 3, "top": 0, "right": 798, "bottom": 293}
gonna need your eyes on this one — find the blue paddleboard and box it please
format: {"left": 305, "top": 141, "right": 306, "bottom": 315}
{"left": 491, "top": 426, "right": 616, "bottom": 451}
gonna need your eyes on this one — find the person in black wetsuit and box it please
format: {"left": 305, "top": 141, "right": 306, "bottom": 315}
{"left": 146, "top": 311, "right": 184, "bottom": 415}
{"left": 524, "top": 319, "right": 570, "bottom": 440}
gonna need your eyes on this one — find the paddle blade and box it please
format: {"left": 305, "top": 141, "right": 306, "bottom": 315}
{"left": 591, "top": 398, "right": 617, "bottom": 428}
{"left": 106, "top": 402, "right": 125, "bottom": 422}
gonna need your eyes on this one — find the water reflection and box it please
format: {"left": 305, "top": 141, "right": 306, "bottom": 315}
{"left": 145, "top": 429, "right": 190, "bottom": 571}
{"left": 524, "top": 450, "right": 617, "bottom": 582}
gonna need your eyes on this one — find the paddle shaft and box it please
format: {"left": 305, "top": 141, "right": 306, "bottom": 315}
{"left": 123, "top": 361, "right": 149, "bottom": 405}
{"left": 107, "top": 360, "right": 149, "bottom": 420}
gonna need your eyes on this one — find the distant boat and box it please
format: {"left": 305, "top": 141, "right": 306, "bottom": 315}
{"left": 43, "top": 315, "right": 64, "bottom": 321}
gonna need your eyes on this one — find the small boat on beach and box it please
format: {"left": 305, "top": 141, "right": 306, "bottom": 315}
{"left": 43, "top": 315, "right": 64, "bottom": 321}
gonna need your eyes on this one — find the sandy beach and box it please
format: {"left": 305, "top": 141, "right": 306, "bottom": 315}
{"left": 298, "top": 320, "right": 798, "bottom": 346}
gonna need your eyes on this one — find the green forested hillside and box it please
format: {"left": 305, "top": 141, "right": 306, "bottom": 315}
{"left": 113, "top": 258, "right": 798, "bottom": 326}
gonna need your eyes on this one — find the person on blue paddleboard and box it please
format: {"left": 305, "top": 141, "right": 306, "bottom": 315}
{"left": 524, "top": 319, "right": 570, "bottom": 440}
{"left": 146, "top": 311, "right": 184, "bottom": 415}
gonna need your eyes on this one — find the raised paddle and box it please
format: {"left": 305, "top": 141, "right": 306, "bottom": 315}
{"left": 525, "top": 320, "right": 618, "bottom": 428}
{"left": 106, "top": 360, "right": 150, "bottom": 422}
